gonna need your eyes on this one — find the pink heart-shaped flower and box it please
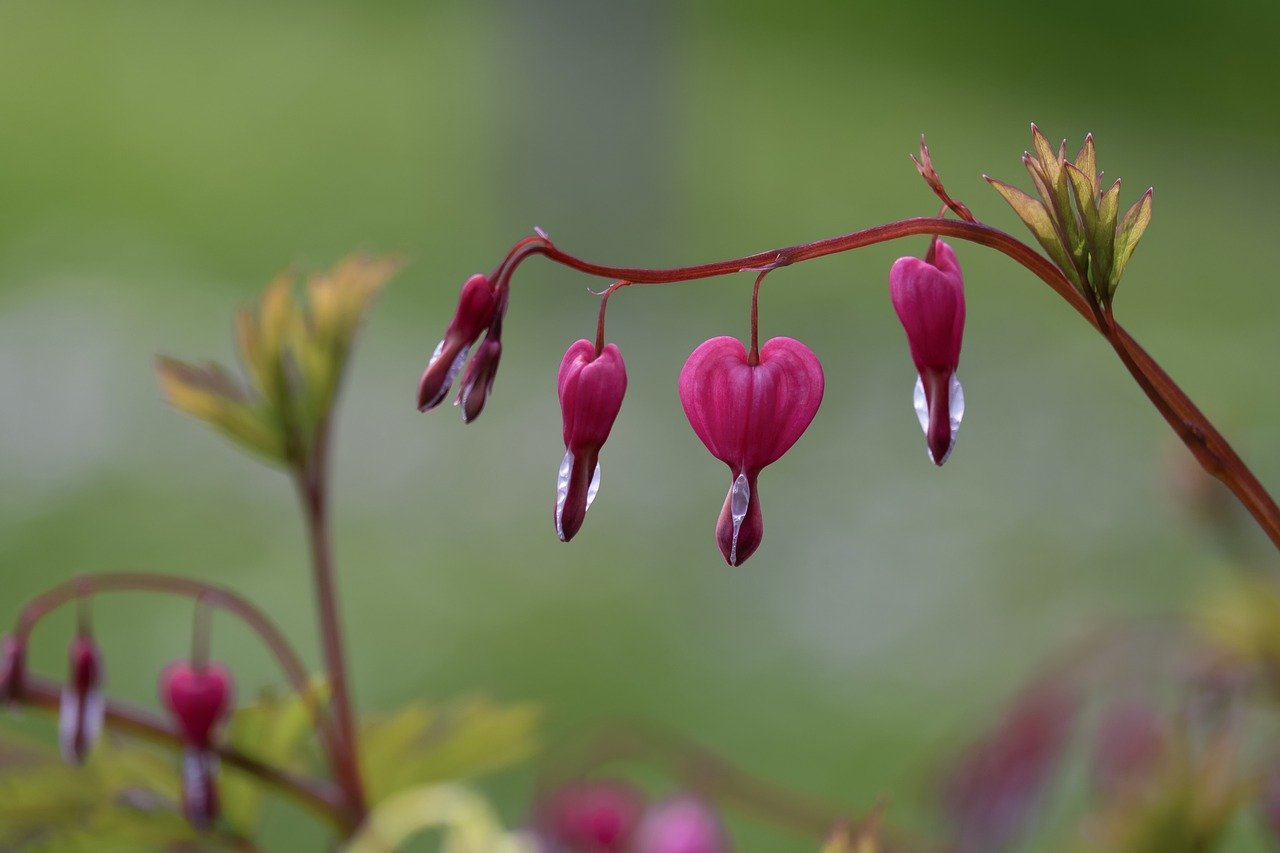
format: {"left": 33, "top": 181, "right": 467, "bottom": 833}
{"left": 679, "top": 336, "right": 824, "bottom": 565}
{"left": 160, "top": 661, "right": 234, "bottom": 750}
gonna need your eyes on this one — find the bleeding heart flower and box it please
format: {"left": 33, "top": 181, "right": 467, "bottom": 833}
{"left": 634, "top": 795, "right": 730, "bottom": 853}
{"left": 59, "top": 634, "right": 104, "bottom": 765}
{"left": 160, "top": 660, "right": 234, "bottom": 830}
{"left": 679, "top": 336, "right": 824, "bottom": 566}
{"left": 418, "top": 273, "right": 498, "bottom": 412}
{"left": 889, "top": 238, "right": 966, "bottom": 465}
{"left": 556, "top": 339, "right": 628, "bottom": 542}
{"left": 532, "top": 778, "right": 645, "bottom": 851}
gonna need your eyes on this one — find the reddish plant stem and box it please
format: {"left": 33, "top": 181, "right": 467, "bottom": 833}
{"left": 15, "top": 673, "right": 351, "bottom": 833}
{"left": 497, "top": 217, "right": 1280, "bottom": 552}
{"left": 593, "top": 281, "right": 629, "bottom": 355}
{"left": 296, "top": 420, "right": 366, "bottom": 826}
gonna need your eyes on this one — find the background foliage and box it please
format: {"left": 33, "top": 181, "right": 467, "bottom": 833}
{"left": 2, "top": 1, "right": 1279, "bottom": 848}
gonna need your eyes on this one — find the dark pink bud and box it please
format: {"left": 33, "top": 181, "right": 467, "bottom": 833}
{"left": 555, "top": 340, "right": 627, "bottom": 542}
{"left": 940, "top": 683, "right": 1075, "bottom": 852}
{"left": 418, "top": 273, "right": 498, "bottom": 412}
{"left": 634, "top": 795, "right": 730, "bottom": 853}
{"left": 533, "top": 778, "right": 645, "bottom": 851}
{"left": 59, "top": 634, "right": 105, "bottom": 765}
{"left": 455, "top": 334, "right": 502, "bottom": 423}
{"left": 161, "top": 661, "right": 233, "bottom": 830}
{"left": 889, "top": 239, "right": 966, "bottom": 465}
{"left": 160, "top": 661, "right": 233, "bottom": 750}
{"left": 678, "top": 336, "right": 824, "bottom": 566}
{"left": 0, "top": 634, "right": 26, "bottom": 704}
{"left": 1090, "top": 700, "right": 1166, "bottom": 799}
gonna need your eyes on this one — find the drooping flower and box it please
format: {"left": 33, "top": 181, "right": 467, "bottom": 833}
{"left": 634, "top": 795, "right": 730, "bottom": 853}
{"left": 532, "top": 778, "right": 645, "bottom": 851}
{"left": 418, "top": 273, "right": 498, "bottom": 412}
{"left": 679, "top": 336, "right": 824, "bottom": 566}
{"left": 555, "top": 340, "right": 628, "bottom": 542}
{"left": 456, "top": 333, "right": 502, "bottom": 423}
{"left": 940, "top": 682, "right": 1075, "bottom": 852}
{"left": 59, "top": 634, "right": 105, "bottom": 765}
{"left": 0, "top": 634, "right": 26, "bottom": 704}
{"left": 160, "top": 661, "right": 234, "bottom": 830}
{"left": 1090, "top": 699, "right": 1166, "bottom": 800}
{"left": 889, "top": 238, "right": 966, "bottom": 465}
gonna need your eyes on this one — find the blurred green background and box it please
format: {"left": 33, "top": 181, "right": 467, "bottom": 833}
{"left": 3, "top": 0, "right": 1280, "bottom": 848}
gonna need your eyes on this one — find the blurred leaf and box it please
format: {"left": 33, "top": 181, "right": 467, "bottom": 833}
{"left": 155, "top": 356, "right": 286, "bottom": 463}
{"left": 1197, "top": 577, "right": 1280, "bottom": 668}
{"left": 220, "top": 679, "right": 328, "bottom": 835}
{"left": 157, "top": 254, "right": 398, "bottom": 472}
{"left": 360, "top": 697, "right": 539, "bottom": 806}
{"left": 345, "top": 782, "right": 533, "bottom": 853}
{"left": 0, "top": 725, "right": 235, "bottom": 850}
{"left": 1074, "top": 135, "right": 1098, "bottom": 193}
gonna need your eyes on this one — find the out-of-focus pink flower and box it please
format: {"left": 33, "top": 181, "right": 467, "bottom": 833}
{"left": 1091, "top": 700, "right": 1166, "bottom": 799}
{"left": 160, "top": 661, "right": 234, "bottom": 830}
{"left": 532, "top": 778, "right": 645, "bottom": 852}
{"left": 58, "top": 634, "right": 104, "bottom": 765}
{"left": 418, "top": 273, "right": 498, "bottom": 412}
{"left": 940, "top": 683, "right": 1076, "bottom": 852}
{"left": 555, "top": 340, "right": 628, "bottom": 542}
{"left": 634, "top": 795, "right": 730, "bottom": 853}
{"left": 889, "top": 239, "right": 966, "bottom": 465}
{"left": 678, "top": 336, "right": 824, "bottom": 566}
{"left": 0, "top": 634, "right": 26, "bottom": 704}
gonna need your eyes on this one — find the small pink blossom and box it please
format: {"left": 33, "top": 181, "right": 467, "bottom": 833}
{"left": 889, "top": 238, "right": 966, "bottom": 465}
{"left": 160, "top": 660, "right": 235, "bottom": 830}
{"left": 634, "top": 795, "right": 730, "bottom": 853}
{"left": 58, "top": 633, "right": 104, "bottom": 765}
{"left": 556, "top": 340, "right": 628, "bottom": 542}
{"left": 418, "top": 273, "right": 498, "bottom": 412}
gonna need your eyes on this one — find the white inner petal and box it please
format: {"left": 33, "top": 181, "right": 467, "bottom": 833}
{"left": 555, "top": 451, "right": 602, "bottom": 541}
{"left": 912, "top": 373, "right": 966, "bottom": 448}
{"left": 729, "top": 473, "right": 750, "bottom": 564}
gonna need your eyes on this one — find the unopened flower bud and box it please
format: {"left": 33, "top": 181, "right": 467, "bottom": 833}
{"left": 456, "top": 334, "right": 502, "bottom": 423}
{"left": 555, "top": 339, "right": 627, "bottom": 542}
{"left": 533, "top": 778, "right": 644, "bottom": 851}
{"left": 0, "top": 634, "right": 26, "bottom": 704}
{"left": 418, "top": 274, "right": 498, "bottom": 412}
{"left": 634, "top": 795, "right": 730, "bottom": 853}
{"left": 679, "top": 336, "right": 824, "bottom": 566}
{"left": 160, "top": 660, "right": 234, "bottom": 830}
{"left": 889, "top": 239, "right": 966, "bottom": 466}
{"left": 59, "top": 634, "right": 105, "bottom": 764}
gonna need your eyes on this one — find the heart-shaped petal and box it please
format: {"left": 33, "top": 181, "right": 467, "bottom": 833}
{"left": 678, "top": 336, "right": 824, "bottom": 476}
{"left": 679, "top": 336, "right": 824, "bottom": 565}
{"left": 160, "top": 661, "right": 234, "bottom": 749}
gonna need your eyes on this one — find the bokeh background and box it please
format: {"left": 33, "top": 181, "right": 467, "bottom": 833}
{"left": 3, "top": 1, "right": 1280, "bottom": 848}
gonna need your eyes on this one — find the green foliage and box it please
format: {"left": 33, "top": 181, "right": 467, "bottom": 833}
{"left": 345, "top": 783, "right": 533, "bottom": 853}
{"left": 359, "top": 697, "right": 540, "bottom": 806}
{"left": 988, "top": 125, "right": 1154, "bottom": 306}
{"left": 0, "top": 728, "right": 233, "bottom": 850}
{"left": 221, "top": 680, "right": 330, "bottom": 835}
{"left": 156, "top": 255, "right": 400, "bottom": 470}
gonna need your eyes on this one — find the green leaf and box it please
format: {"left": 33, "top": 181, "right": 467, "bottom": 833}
{"left": 1097, "top": 179, "right": 1123, "bottom": 296}
{"left": 986, "top": 176, "right": 1083, "bottom": 289}
{"left": 221, "top": 680, "right": 329, "bottom": 834}
{"left": 1064, "top": 162, "right": 1107, "bottom": 297}
{"left": 155, "top": 356, "right": 287, "bottom": 464}
{"left": 1112, "top": 188, "right": 1154, "bottom": 288}
{"left": 0, "top": 727, "right": 231, "bottom": 850}
{"left": 344, "top": 783, "right": 533, "bottom": 853}
{"left": 360, "top": 697, "right": 540, "bottom": 806}
{"left": 1027, "top": 127, "right": 1084, "bottom": 261}
{"left": 1074, "top": 134, "right": 1098, "bottom": 195}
